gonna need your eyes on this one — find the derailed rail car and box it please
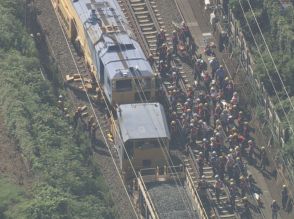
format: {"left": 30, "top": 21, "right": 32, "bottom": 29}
{"left": 54, "top": 0, "right": 169, "bottom": 176}
{"left": 55, "top": 0, "right": 159, "bottom": 105}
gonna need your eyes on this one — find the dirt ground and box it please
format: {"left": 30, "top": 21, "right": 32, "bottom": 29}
{"left": 0, "top": 113, "right": 31, "bottom": 186}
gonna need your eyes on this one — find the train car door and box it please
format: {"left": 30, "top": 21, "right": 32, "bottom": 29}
{"left": 70, "top": 19, "right": 82, "bottom": 56}
{"left": 70, "top": 19, "right": 77, "bottom": 42}
{"left": 99, "top": 59, "right": 104, "bottom": 84}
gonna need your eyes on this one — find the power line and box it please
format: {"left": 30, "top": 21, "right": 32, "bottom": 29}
{"left": 236, "top": 3, "right": 294, "bottom": 215}
{"left": 238, "top": 0, "right": 294, "bottom": 135}
{"left": 74, "top": 0, "right": 194, "bottom": 216}
{"left": 52, "top": 3, "right": 139, "bottom": 218}
{"left": 233, "top": 57, "right": 294, "bottom": 215}
{"left": 245, "top": 0, "right": 294, "bottom": 126}
{"left": 123, "top": 48, "right": 195, "bottom": 216}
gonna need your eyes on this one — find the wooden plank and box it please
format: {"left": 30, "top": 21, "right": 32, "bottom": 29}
{"left": 65, "top": 75, "right": 74, "bottom": 82}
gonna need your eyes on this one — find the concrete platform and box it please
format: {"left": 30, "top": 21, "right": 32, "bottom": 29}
{"left": 174, "top": 0, "right": 205, "bottom": 48}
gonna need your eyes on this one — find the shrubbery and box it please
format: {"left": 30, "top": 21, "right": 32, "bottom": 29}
{"left": 0, "top": 0, "right": 115, "bottom": 218}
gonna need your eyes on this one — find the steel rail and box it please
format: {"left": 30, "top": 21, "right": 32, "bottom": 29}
{"left": 119, "top": 0, "right": 150, "bottom": 56}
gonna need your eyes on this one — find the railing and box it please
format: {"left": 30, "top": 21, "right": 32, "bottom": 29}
{"left": 187, "top": 146, "right": 200, "bottom": 176}
{"left": 137, "top": 172, "right": 160, "bottom": 219}
{"left": 185, "top": 166, "right": 210, "bottom": 219}
{"left": 139, "top": 165, "right": 186, "bottom": 183}
{"left": 186, "top": 146, "right": 222, "bottom": 219}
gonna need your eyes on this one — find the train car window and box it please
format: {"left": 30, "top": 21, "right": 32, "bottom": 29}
{"left": 124, "top": 141, "right": 134, "bottom": 159}
{"left": 107, "top": 44, "right": 135, "bottom": 52}
{"left": 155, "top": 77, "right": 160, "bottom": 89}
{"left": 116, "top": 79, "right": 132, "bottom": 91}
{"left": 135, "top": 139, "right": 159, "bottom": 149}
{"left": 135, "top": 78, "right": 151, "bottom": 89}
{"left": 142, "top": 160, "right": 151, "bottom": 168}
{"left": 135, "top": 91, "right": 151, "bottom": 101}
{"left": 99, "top": 59, "right": 105, "bottom": 83}
{"left": 107, "top": 77, "right": 111, "bottom": 87}
{"left": 144, "top": 78, "right": 151, "bottom": 89}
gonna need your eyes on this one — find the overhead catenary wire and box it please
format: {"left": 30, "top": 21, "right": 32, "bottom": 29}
{"left": 233, "top": 56, "right": 293, "bottom": 219}
{"left": 77, "top": 0, "right": 142, "bottom": 189}
{"left": 238, "top": 0, "right": 294, "bottom": 135}
{"left": 114, "top": 24, "right": 196, "bottom": 216}
{"left": 236, "top": 1, "right": 294, "bottom": 205}
{"left": 51, "top": 3, "right": 140, "bottom": 218}
{"left": 77, "top": 0, "right": 141, "bottom": 180}
{"left": 78, "top": 4, "right": 167, "bottom": 218}
{"left": 237, "top": 2, "right": 294, "bottom": 195}
{"left": 202, "top": 61, "right": 259, "bottom": 218}
{"left": 223, "top": 58, "right": 270, "bottom": 219}
{"left": 235, "top": 2, "right": 294, "bottom": 217}
{"left": 82, "top": 0, "right": 194, "bottom": 216}
{"left": 92, "top": 30, "right": 171, "bottom": 218}
{"left": 113, "top": 0, "right": 199, "bottom": 215}
{"left": 236, "top": 0, "right": 294, "bottom": 160}
{"left": 130, "top": 68, "right": 196, "bottom": 217}
{"left": 245, "top": 0, "right": 294, "bottom": 132}
{"left": 71, "top": 1, "right": 195, "bottom": 217}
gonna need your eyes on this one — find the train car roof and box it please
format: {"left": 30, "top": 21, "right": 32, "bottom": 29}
{"left": 117, "top": 103, "right": 170, "bottom": 142}
{"left": 72, "top": 0, "right": 153, "bottom": 80}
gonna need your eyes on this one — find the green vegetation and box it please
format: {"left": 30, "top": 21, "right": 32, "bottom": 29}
{"left": 0, "top": 178, "right": 26, "bottom": 219}
{"left": 0, "top": 0, "right": 115, "bottom": 218}
{"left": 228, "top": 0, "right": 294, "bottom": 157}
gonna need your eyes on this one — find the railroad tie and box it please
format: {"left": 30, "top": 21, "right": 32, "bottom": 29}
{"left": 133, "top": 6, "right": 146, "bottom": 12}
{"left": 130, "top": 2, "right": 146, "bottom": 7}
{"left": 137, "top": 15, "right": 149, "bottom": 19}
{"left": 134, "top": 11, "right": 149, "bottom": 15}
{"left": 219, "top": 214, "right": 236, "bottom": 219}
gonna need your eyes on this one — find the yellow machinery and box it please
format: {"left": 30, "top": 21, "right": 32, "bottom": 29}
{"left": 112, "top": 103, "right": 170, "bottom": 178}
{"left": 53, "top": 0, "right": 159, "bottom": 105}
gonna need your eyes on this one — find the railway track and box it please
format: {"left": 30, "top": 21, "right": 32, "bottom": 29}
{"left": 33, "top": 0, "right": 138, "bottom": 218}
{"left": 35, "top": 0, "right": 197, "bottom": 218}
{"left": 185, "top": 149, "right": 240, "bottom": 219}
{"left": 173, "top": 1, "right": 267, "bottom": 219}
{"left": 117, "top": 0, "right": 214, "bottom": 218}
{"left": 118, "top": 0, "right": 255, "bottom": 219}
{"left": 118, "top": 0, "right": 194, "bottom": 90}
{"left": 118, "top": 0, "right": 226, "bottom": 218}
{"left": 119, "top": 0, "right": 165, "bottom": 55}
{"left": 33, "top": 0, "right": 268, "bottom": 218}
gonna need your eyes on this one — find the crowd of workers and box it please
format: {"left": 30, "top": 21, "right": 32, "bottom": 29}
{"left": 151, "top": 22, "right": 292, "bottom": 218}
{"left": 52, "top": 18, "right": 293, "bottom": 219}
